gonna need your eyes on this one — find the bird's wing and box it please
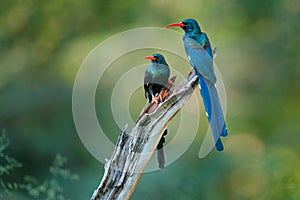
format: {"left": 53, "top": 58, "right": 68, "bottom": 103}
{"left": 144, "top": 68, "right": 153, "bottom": 99}
{"left": 144, "top": 68, "right": 152, "bottom": 85}
{"left": 184, "top": 36, "right": 217, "bottom": 83}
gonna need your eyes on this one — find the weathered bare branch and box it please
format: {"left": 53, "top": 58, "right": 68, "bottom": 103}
{"left": 91, "top": 70, "right": 198, "bottom": 200}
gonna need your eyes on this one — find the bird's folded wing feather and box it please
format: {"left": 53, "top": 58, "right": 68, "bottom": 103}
{"left": 144, "top": 69, "right": 153, "bottom": 98}
{"left": 184, "top": 37, "right": 217, "bottom": 83}
{"left": 144, "top": 69, "right": 153, "bottom": 85}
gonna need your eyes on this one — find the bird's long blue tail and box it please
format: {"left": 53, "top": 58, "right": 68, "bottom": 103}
{"left": 197, "top": 71, "right": 227, "bottom": 151}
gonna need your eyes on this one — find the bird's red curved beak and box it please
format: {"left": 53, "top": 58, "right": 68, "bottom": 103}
{"left": 164, "top": 22, "right": 185, "bottom": 28}
{"left": 144, "top": 55, "right": 157, "bottom": 61}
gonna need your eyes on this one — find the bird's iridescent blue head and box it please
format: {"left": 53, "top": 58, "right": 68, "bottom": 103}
{"left": 144, "top": 53, "right": 168, "bottom": 65}
{"left": 164, "top": 18, "right": 201, "bottom": 34}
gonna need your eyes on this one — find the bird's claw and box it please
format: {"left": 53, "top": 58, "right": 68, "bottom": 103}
{"left": 152, "top": 95, "right": 160, "bottom": 104}
{"left": 152, "top": 93, "right": 163, "bottom": 104}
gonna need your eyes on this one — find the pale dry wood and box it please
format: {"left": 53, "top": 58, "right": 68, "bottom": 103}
{"left": 91, "top": 70, "right": 198, "bottom": 200}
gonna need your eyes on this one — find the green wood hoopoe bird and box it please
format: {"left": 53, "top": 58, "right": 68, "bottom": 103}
{"left": 165, "top": 18, "right": 228, "bottom": 151}
{"left": 144, "top": 53, "right": 170, "bottom": 168}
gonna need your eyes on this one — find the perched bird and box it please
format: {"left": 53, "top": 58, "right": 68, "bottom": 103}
{"left": 144, "top": 53, "right": 170, "bottom": 103}
{"left": 144, "top": 53, "right": 170, "bottom": 168}
{"left": 165, "top": 18, "right": 227, "bottom": 151}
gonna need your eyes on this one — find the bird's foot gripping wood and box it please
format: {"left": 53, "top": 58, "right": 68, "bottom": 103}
{"left": 152, "top": 95, "right": 160, "bottom": 104}
{"left": 153, "top": 75, "right": 177, "bottom": 105}
{"left": 138, "top": 76, "right": 177, "bottom": 120}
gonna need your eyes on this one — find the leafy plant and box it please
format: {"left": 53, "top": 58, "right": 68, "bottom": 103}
{"left": 0, "top": 133, "right": 23, "bottom": 194}
{"left": 0, "top": 133, "right": 79, "bottom": 199}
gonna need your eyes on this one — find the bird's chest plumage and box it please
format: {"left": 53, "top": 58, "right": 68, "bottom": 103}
{"left": 147, "top": 65, "right": 169, "bottom": 84}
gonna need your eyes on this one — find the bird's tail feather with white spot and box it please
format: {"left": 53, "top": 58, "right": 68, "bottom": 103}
{"left": 198, "top": 73, "right": 227, "bottom": 151}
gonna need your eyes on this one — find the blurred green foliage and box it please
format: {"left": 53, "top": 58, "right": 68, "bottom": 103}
{"left": 0, "top": 133, "right": 78, "bottom": 199}
{"left": 0, "top": 132, "right": 23, "bottom": 195}
{"left": 0, "top": 0, "right": 300, "bottom": 199}
{"left": 16, "top": 154, "right": 79, "bottom": 200}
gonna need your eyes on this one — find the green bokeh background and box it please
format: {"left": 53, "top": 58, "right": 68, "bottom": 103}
{"left": 1, "top": 0, "right": 300, "bottom": 199}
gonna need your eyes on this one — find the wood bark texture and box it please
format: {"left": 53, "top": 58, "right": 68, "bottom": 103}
{"left": 91, "top": 70, "right": 198, "bottom": 200}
